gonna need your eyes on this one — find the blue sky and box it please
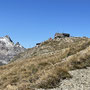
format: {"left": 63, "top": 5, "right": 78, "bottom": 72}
{"left": 0, "top": 0, "right": 90, "bottom": 48}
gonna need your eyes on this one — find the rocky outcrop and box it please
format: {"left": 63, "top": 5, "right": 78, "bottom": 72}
{"left": 58, "top": 67, "right": 90, "bottom": 90}
{"left": 0, "top": 35, "right": 26, "bottom": 65}
{"left": 37, "top": 67, "right": 90, "bottom": 90}
{"left": 54, "top": 33, "right": 70, "bottom": 39}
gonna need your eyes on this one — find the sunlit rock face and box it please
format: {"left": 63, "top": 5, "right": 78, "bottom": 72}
{"left": 0, "top": 35, "right": 26, "bottom": 65}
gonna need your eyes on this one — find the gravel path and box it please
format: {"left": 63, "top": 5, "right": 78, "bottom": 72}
{"left": 37, "top": 67, "right": 90, "bottom": 90}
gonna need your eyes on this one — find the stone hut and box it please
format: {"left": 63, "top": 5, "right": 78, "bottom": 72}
{"left": 54, "top": 33, "right": 70, "bottom": 39}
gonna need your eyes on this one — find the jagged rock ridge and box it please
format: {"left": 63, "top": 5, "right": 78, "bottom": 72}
{"left": 0, "top": 35, "right": 26, "bottom": 65}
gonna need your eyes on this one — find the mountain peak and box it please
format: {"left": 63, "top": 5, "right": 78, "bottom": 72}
{"left": 15, "top": 42, "right": 20, "bottom": 46}
{"left": 0, "top": 35, "right": 26, "bottom": 65}
{"left": 5, "top": 35, "right": 10, "bottom": 39}
{"left": 5, "top": 35, "right": 13, "bottom": 43}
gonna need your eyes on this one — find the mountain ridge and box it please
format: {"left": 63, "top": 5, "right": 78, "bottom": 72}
{"left": 0, "top": 33, "right": 90, "bottom": 90}
{"left": 0, "top": 35, "right": 26, "bottom": 65}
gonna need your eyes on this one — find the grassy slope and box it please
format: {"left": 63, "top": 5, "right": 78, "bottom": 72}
{"left": 0, "top": 37, "right": 90, "bottom": 90}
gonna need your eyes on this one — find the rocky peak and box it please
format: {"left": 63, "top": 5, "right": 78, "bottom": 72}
{"left": 15, "top": 42, "right": 23, "bottom": 48}
{"left": 5, "top": 35, "right": 13, "bottom": 43}
{"left": 15, "top": 42, "right": 20, "bottom": 46}
{"left": 0, "top": 35, "right": 26, "bottom": 65}
{"left": 0, "top": 35, "right": 14, "bottom": 47}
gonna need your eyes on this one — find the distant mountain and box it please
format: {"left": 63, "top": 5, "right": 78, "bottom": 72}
{"left": 0, "top": 35, "right": 26, "bottom": 65}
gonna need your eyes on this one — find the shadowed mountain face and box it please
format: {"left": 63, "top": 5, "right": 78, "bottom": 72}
{"left": 0, "top": 35, "right": 26, "bottom": 65}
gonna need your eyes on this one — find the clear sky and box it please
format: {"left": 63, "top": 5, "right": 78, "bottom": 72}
{"left": 0, "top": 0, "right": 90, "bottom": 48}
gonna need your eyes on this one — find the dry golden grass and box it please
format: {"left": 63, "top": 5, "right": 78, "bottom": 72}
{"left": 35, "top": 66, "right": 71, "bottom": 89}
{"left": 0, "top": 37, "right": 90, "bottom": 90}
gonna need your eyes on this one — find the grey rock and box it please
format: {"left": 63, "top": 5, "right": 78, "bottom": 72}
{"left": 0, "top": 35, "right": 26, "bottom": 65}
{"left": 36, "top": 67, "right": 90, "bottom": 90}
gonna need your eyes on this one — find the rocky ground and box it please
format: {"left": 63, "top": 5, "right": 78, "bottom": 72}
{"left": 37, "top": 67, "right": 90, "bottom": 90}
